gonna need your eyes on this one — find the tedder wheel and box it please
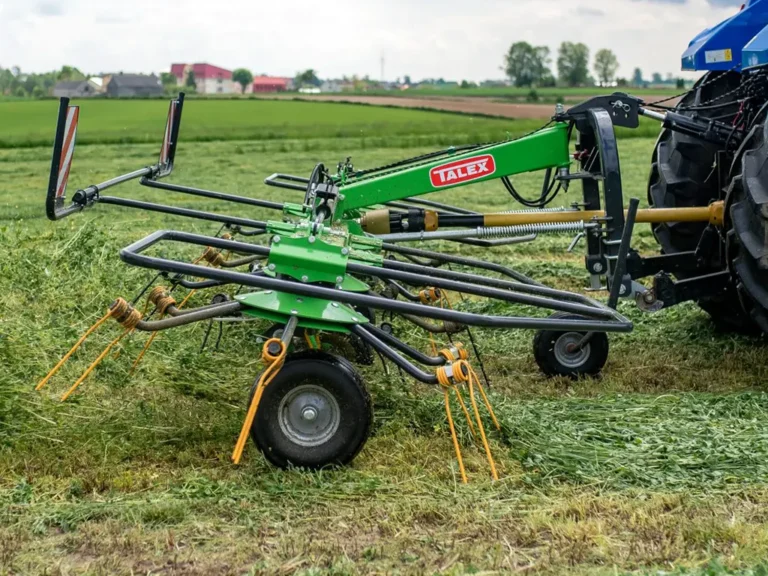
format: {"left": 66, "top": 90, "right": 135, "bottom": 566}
{"left": 533, "top": 313, "right": 609, "bottom": 378}
{"left": 249, "top": 350, "right": 372, "bottom": 469}
{"left": 647, "top": 70, "right": 755, "bottom": 331}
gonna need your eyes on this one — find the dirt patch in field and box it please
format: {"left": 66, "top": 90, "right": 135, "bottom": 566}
{"left": 269, "top": 94, "right": 557, "bottom": 119}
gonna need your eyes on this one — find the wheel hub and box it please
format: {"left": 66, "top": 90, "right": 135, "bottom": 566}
{"left": 553, "top": 332, "right": 591, "bottom": 369}
{"left": 301, "top": 406, "right": 318, "bottom": 422}
{"left": 278, "top": 384, "right": 340, "bottom": 447}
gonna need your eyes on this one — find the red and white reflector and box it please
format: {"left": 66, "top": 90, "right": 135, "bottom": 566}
{"left": 159, "top": 99, "right": 177, "bottom": 166}
{"left": 56, "top": 106, "right": 80, "bottom": 199}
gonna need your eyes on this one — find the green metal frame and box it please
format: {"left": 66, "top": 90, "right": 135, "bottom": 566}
{"left": 333, "top": 122, "right": 571, "bottom": 218}
{"left": 236, "top": 291, "right": 361, "bottom": 333}
{"left": 246, "top": 122, "right": 573, "bottom": 320}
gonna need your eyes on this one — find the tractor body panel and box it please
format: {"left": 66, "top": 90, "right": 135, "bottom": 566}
{"left": 742, "top": 23, "right": 768, "bottom": 68}
{"left": 681, "top": 0, "right": 768, "bottom": 71}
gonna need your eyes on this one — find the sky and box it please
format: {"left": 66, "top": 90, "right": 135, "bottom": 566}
{"left": 0, "top": 0, "right": 747, "bottom": 81}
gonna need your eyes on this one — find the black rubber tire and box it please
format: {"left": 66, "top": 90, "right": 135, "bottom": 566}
{"left": 249, "top": 350, "right": 372, "bottom": 469}
{"left": 728, "top": 120, "right": 768, "bottom": 333}
{"left": 647, "top": 71, "right": 754, "bottom": 330}
{"left": 648, "top": 71, "right": 742, "bottom": 252}
{"left": 533, "top": 313, "right": 609, "bottom": 378}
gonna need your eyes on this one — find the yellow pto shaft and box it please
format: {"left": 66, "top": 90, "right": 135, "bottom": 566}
{"left": 483, "top": 201, "right": 724, "bottom": 228}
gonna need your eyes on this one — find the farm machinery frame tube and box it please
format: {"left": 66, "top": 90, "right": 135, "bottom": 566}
{"left": 382, "top": 243, "right": 543, "bottom": 286}
{"left": 377, "top": 257, "right": 606, "bottom": 307}
{"left": 98, "top": 196, "right": 268, "bottom": 231}
{"left": 119, "top": 230, "right": 632, "bottom": 332}
{"left": 141, "top": 178, "right": 285, "bottom": 211}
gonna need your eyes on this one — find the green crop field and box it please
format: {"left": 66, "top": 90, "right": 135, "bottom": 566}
{"left": 0, "top": 99, "right": 532, "bottom": 150}
{"left": 1, "top": 100, "right": 768, "bottom": 575}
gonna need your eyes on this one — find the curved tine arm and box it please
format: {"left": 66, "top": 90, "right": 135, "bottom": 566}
{"left": 351, "top": 325, "right": 438, "bottom": 384}
{"left": 401, "top": 314, "right": 464, "bottom": 335}
{"left": 137, "top": 301, "right": 243, "bottom": 331}
{"left": 362, "top": 324, "right": 446, "bottom": 367}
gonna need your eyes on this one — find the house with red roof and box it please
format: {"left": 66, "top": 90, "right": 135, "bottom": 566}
{"left": 252, "top": 76, "right": 293, "bottom": 93}
{"left": 170, "top": 63, "right": 235, "bottom": 94}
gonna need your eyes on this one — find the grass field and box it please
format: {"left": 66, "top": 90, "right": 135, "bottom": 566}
{"left": 0, "top": 99, "right": 527, "bottom": 150}
{"left": 0, "top": 97, "right": 664, "bottom": 151}
{"left": 1, "top": 100, "right": 768, "bottom": 575}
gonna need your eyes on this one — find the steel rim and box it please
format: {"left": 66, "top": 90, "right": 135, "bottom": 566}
{"left": 553, "top": 332, "right": 590, "bottom": 369}
{"left": 278, "top": 383, "right": 340, "bottom": 447}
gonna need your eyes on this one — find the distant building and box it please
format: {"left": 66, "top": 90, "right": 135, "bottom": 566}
{"left": 53, "top": 79, "right": 101, "bottom": 98}
{"left": 88, "top": 77, "right": 106, "bottom": 92}
{"left": 170, "top": 63, "right": 235, "bottom": 94}
{"left": 320, "top": 80, "right": 341, "bottom": 93}
{"left": 252, "top": 76, "right": 292, "bottom": 93}
{"left": 106, "top": 73, "right": 163, "bottom": 97}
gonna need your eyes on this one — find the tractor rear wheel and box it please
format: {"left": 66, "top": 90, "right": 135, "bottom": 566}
{"left": 728, "top": 120, "right": 768, "bottom": 332}
{"left": 647, "top": 70, "right": 753, "bottom": 330}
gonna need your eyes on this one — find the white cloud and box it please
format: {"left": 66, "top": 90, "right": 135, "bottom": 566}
{"left": 0, "top": 0, "right": 745, "bottom": 80}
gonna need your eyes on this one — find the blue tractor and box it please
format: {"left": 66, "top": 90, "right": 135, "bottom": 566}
{"left": 648, "top": 0, "right": 768, "bottom": 333}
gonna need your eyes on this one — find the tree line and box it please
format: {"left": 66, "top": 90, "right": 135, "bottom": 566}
{"left": 504, "top": 42, "right": 685, "bottom": 89}
{"left": 0, "top": 65, "right": 86, "bottom": 97}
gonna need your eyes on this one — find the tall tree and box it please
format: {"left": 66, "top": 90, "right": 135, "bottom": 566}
{"left": 632, "top": 68, "right": 644, "bottom": 87}
{"left": 504, "top": 42, "right": 551, "bottom": 87}
{"left": 593, "top": 49, "right": 619, "bottom": 86}
{"left": 651, "top": 72, "right": 663, "bottom": 84}
{"left": 0, "top": 68, "right": 13, "bottom": 94}
{"left": 557, "top": 42, "right": 590, "bottom": 87}
{"left": 232, "top": 68, "right": 254, "bottom": 94}
{"left": 160, "top": 72, "right": 177, "bottom": 87}
{"left": 295, "top": 69, "right": 320, "bottom": 87}
{"left": 185, "top": 70, "right": 197, "bottom": 89}
{"left": 57, "top": 66, "right": 85, "bottom": 81}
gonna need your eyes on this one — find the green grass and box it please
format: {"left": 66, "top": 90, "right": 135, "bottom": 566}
{"left": 0, "top": 99, "right": 527, "bottom": 150}
{"left": 1, "top": 128, "right": 768, "bottom": 574}
{"left": 0, "top": 98, "right": 664, "bottom": 151}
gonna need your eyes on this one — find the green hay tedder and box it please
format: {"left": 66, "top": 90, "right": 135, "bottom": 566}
{"left": 36, "top": 2, "right": 768, "bottom": 478}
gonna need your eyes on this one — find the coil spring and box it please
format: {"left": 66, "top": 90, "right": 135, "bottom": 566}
{"left": 476, "top": 221, "right": 587, "bottom": 238}
{"left": 500, "top": 207, "right": 572, "bottom": 214}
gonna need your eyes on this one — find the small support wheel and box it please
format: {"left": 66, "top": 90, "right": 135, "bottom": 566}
{"left": 533, "top": 313, "right": 609, "bottom": 378}
{"left": 249, "top": 350, "right": 372, "bottom": 469}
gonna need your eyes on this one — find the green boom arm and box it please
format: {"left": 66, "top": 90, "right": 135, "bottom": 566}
{"left": 334, "top": 122, "right": 572, "bottom": 218}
